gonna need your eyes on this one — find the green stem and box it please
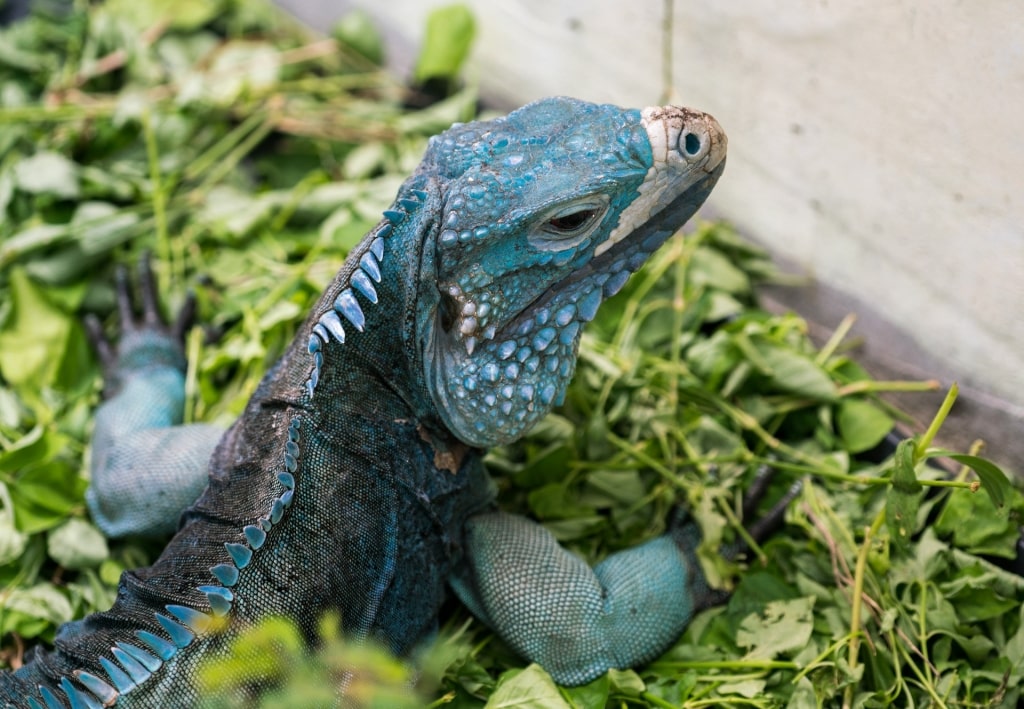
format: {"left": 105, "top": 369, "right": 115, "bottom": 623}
{"left": 915, "top": 382, "right": 958, "bottom": 459}
{"left": 607, "top": 433, "right": 688, "bottom": 493}
{"left": 652, "top": 660, "right": 798, "bottom": 671}
{"left": 640, "top": 691, "right": 677, "bottom": 709}
{"left": 815, "top": 313, "right": 857, "bottom": 365}
{"left": 843, "top": 507, "right": 885, "bottom": 709}
{"left": 837, "top": 379, "right": 940, "bottom": 396}
{"left": 716, "top": 496, "right": 766, "bottom": 564}
{"left": 142, "top": 109, "right": 172, "bottom": 273}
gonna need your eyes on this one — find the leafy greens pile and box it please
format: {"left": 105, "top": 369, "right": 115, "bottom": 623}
{"left": 0, "top": 2, "right": 1020, "bottom": 707}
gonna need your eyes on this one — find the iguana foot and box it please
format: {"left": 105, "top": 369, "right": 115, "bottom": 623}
{"left": 84, "top": 252, "right": 196, "bottom": 396}
{"left": 83, "top": 252, "right": 221, "bottom": 538}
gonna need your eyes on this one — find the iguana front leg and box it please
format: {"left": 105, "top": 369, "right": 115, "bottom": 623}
{"left": 450, "top": 481, "right": 801, "bottom": 686}
{"left": 84, "top": 256, "right": 222, "bottom": 538}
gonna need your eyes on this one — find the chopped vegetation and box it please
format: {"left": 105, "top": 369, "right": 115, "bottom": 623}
{"left": 0, "top": 2, "right": 1020, "bottom": 707}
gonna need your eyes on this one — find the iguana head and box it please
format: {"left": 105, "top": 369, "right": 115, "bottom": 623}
{"left": 415, "top": 97, "right": 726, "bottom": 447}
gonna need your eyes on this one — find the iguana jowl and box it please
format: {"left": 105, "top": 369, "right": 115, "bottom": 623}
{"left": 2, "top": 97, "right": 730, "bottom": 707}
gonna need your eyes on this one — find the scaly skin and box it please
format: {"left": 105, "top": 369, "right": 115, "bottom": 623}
{"left": 1, "top": 97, "right": 728, "bottom": 707}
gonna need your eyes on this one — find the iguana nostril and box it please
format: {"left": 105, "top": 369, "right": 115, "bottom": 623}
{"left": 681, "top": 132, "right": 701, "bottom": 157}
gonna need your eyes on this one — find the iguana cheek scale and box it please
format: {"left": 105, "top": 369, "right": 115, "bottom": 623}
{"left": 2, "top": 97, "right": 728, "bottom": 707}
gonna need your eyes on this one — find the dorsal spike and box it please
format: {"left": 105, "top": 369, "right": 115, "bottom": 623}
{"left": 155, "top": 613, "right": 196, "bottom": 648}
{"left": 165, "top": 604, "right": 213, "bottom": 634}
{"left": 116, "top": 641, "right": 163, "bottom": 672}
{"left": 359, "top": 252, "right": 382, "bottom": 282}
{"left": 99, "top": 657, "right": 135, "bottom": 692}
{"left": 198, "top": 585, "right": 233, "bottom": 616}
{"left": 224, "top": 542, "right": 253, "bottom": 569}
{"left": 73, "top": 671, "right": 119, "bottom": 704}
{"left": 37, "top": 687, "right": 64, "bottom": 709}
{"left": 312, "top": 323, "right": 330, "bottom": 345}
{"left": 134, "top": 630, "right": 177, "bottom": 661}
{"left": 383, "top": 208, "right": 405, "bottom": 224}
{"left": 210, "top": 563, "right": 239, "bottom": 587}
{"left": 371, "top": 236, "right": 386, "bottom": 259}
{"left": 244, "top": 524, "right": 267, "bottom": 549}
{"left": 350, "top": 269, "right": 378, "bottom": 303}
{"left": 411, "top": 189, "right": 429, "bottom": 201}
{"left": 334, "top": 289, "right": 365, "bottom": 331}
{"left": 270, "top": 498, "right": 285, "bottom": 524}
{"left": 60, "top": 678, "right": 103, "bottom": 709}
{"left": 278, "top": 472, "right": 295, "bottom": 489}
{"left": 110, "top": 647, "right": 152, "bottom": 684}
{"left": 399, "top": 197, "right": 420, "bottom": 211}
{"left": 319, "top": 310, "right": 346, "bottom": 344}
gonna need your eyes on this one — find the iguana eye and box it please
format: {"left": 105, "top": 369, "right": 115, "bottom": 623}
{"left": 545, "top": 208, "right": 598, "bottom": 234}
{"left": 531, "top": 198, "right": 608, "bottom": 251}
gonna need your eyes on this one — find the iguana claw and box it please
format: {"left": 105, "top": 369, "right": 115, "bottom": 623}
{"left": 85, "top": 252, "right": 196, "bottom": 396}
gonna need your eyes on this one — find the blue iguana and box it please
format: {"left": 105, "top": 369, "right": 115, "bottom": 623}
{"left": 0, "top": 97, "right": 783, "bottom": 707}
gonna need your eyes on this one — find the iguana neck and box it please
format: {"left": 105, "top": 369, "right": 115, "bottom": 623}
{"left": 297, "top": 177, "right": 445, "bottom": 434}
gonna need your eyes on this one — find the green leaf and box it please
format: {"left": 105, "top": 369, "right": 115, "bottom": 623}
{"left": 485, "top": 664, "right": 570, "bottom": 709}
{"left": 561, "top": 673, "right": 609, "bottom": 708}
{"left": 688, "top": 246, "right": 751, "bottom": 295}
{"left": 0, "top": 482, "right": 28, "bottom": 565}
{"left": 836, "top": 399, "right": 894, "bottom": 453}
{"left": 0, "top": 583, "right": 74, "bottom": 638}
{"left": 0, "top": 268, "right": 82, "bottom": 387}
{"left": 940, "top": 452, "right": 1010, "bottom": 508}
{"left": 736, "top": 596, "right": 815, "bottom": 660}
{"left": 12, "top": 151, "right": 80, "bottom": 198}
{"left": 414, "top": 5, "right": 476, "bottom": 82}
{"left": 933, "top": 483, "right": 1021, "bottom": 557}
{"left": 606, "top": 668, "right": 645, "bottom": 697}
{"left": 885, "top": 439, "right": 923, "bottom": 554}
{"left": 333, "top": 10, "right": 385, "bottom": 65}
{"left": 47, "top": 518, "right": 109, "bottom": 570}
{"left": 104, "top": 0, "right": 223, "bottom": 31}
{"left": 9, "top": 460, "right": 88, "bottom": 534}
{"left": 750, "top": 338, "right": 838, "bottom": 401}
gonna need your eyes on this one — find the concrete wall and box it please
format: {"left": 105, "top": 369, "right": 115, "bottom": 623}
{"left": 281, "top": 0, "right": 1024, "bottom": 470}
